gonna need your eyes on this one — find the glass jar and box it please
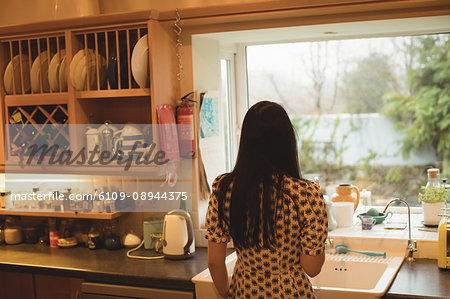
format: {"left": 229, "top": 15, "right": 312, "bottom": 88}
{"left": 425, "top": 168, "right": 440, "bottom": 189}
{"left": 4, "top": 217, "right": 22, "bottom": 245}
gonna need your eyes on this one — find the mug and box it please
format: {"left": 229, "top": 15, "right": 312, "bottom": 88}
{"left": 361, "top": 216, "right": 377, "bottom": 230}
{"left": 143, "top": 219, "right": 163, "bottom": 249}
{"left": 151, "top": 233, "right": 163, "bottom": 253}
{"left": 331, "top": 202, "right": 354, "bottom": 228}
{"left": 88, "top": 233, "right": 102, "bottom": 249}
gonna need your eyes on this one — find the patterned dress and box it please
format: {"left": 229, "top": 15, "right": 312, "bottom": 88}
{"left": 205, "top": 174, "right": 328, "bottom": 299}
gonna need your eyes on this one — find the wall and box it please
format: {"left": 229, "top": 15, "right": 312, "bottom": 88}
{"left": 191, "top": 36, "right": 226, "bottom": 233}
{"left": 100, "top": 0, "right": 273, "bottom": 15}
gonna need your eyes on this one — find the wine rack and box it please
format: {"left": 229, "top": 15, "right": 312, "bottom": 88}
{"left": 7, "top": 104, "right": 69, "bottom": 156}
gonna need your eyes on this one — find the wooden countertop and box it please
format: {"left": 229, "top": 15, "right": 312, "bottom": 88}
{"left": 383, "top": 259, "right": 450, "bottom": 298}
{"left": 0, "top": 244, "right": 448, "bottom": 297}
{"left": 0, "top": 244, "right": 211, "bottom": 292}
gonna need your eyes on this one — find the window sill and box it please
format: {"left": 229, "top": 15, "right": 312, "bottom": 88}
{"left": 329, "top": 212, "right": 439, "bottom": 259}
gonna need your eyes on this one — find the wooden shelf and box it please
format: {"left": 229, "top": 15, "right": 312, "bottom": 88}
{"left": 5, "top": 93, "right": 69, "bottom": 107}
{"left": 0, "top": 208, "right": 121, "bottom": 219}
{"left": 76, "top": 88, "right": 150, "bottom": 99}
{"left": 4, "top": 163, "right": 161, "bottom": 176}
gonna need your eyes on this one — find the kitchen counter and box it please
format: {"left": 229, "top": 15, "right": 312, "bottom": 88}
{"left": 0, "top": 244, "right": 211, "bottom": 292}
{"left": 0, "top": 244, "right": 448, "bottom": 297}
{"left": 383, "top": 259, "right": 450, "bottom": 299}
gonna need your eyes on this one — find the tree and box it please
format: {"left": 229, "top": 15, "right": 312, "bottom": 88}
{"left": 304, "top": 42, "right": 328, "bottom": 111}
{"left": 341, "top": 53, "right": 397, "bottom": 113}
{"left": 383, "top": 35, "right": 450, "bottom": 163}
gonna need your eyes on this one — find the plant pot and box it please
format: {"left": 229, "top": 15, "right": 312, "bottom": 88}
{"left": 422, "top": 201, "right": 446, "bottom": 226}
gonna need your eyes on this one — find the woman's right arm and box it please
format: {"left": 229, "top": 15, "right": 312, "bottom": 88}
{"left": 299, "top": 182, "right": 328, "bottom": 277}
{"left": 300, "top": 251, "right": 325, "bottom": 277}
{"left": 208, "top": 241, "right": 230, "bottom": 297}
{"left": 205, "top": 175, "right": 232, "bottom": 297}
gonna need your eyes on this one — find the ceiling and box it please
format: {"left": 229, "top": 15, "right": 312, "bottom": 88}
{"left": 197, "top": 15, "right": 450, "bottom": 45}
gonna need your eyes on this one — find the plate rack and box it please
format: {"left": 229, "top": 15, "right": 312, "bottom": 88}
{"left": 2, "top": 34, "right": 66, "bottom": 95}
{"left": 71, "top": 25, "right": 148, "bottom": 92}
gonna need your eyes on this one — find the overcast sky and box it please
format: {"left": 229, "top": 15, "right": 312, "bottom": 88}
{"left": 246, "top": 35, "right": 411, "bottom": 113}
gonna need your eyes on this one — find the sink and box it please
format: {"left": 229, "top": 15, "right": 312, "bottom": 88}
{"left": 192, "top": 252, "right": 404, "bottom": 299}
{"left": 310, "top": 253, "right": 404, "bottom": 299}
{"left": 193, "top": 252, "right": 237, "bottom": 299}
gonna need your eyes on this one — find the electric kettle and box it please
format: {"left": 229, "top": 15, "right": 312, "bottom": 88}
{"left": 162, "top": 209, "right": 195, "bottom": 259}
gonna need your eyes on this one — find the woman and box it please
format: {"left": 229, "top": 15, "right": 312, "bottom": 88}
{"left": 205, "top": 101, "right": 328, "bottom": 298}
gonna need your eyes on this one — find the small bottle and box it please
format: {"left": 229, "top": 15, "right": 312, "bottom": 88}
{"left": 88, "top": 227, "right": 101, "bottom": 250}
{"left": 49, "top": 218, "right": 59, "bottom": 248}
{"left": 360, "top": 189, "right": 372, "bottom": 207}
{"left": 442, "top": 178, "right": 449, "bottom": 202}
{"left": 425, "top": 168, "right": 440, "bottom": 189}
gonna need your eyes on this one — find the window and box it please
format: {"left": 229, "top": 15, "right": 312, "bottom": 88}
{"left": 220, "top": 58, "right": 235, "bottom": 172}
{"left": 193, "top": 16, "right": 450, "bottom": 210}
{"left": 246, "top": 33, "right": 449, "bottom": 207}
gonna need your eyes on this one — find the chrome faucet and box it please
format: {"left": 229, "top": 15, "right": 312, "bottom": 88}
{"left": 383, "top": 198, "right": 417, "bottom": 262}
{"left": 324, "top": 238, "right": 334, "bottom": 254}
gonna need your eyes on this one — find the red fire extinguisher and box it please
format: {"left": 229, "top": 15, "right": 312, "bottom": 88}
{"left": 177, "top": 92, "right": 195, "bottom": 158}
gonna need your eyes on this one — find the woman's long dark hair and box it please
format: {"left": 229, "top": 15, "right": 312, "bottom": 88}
{"left": 218, "top": 101, "right": 301, "bottom": 249}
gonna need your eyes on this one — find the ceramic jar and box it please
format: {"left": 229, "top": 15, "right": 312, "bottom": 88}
{"left": 331, "top": 184, "right": 360, "bottom": 211}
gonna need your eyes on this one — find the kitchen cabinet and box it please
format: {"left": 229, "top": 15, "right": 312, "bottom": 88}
{"left": 0, "top": 270, "right": 35, "bottom": 299}
{"left": 0, "top": 270, "right": 83, "bottom": 299}
{"left": 0, "top": 10, "right": 178, "bottom": 168}
{"left": 35, "top": 274, "right": 83, "bottom": 299}
{"left": 0, "top": 10, "right": 184, "bottom": 220}
{"left": 81, "top": 282, "right": 194, "bottom": 299}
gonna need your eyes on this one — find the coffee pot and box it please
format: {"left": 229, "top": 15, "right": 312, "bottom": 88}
{"left": 98, "top": 121, "right": 119, "bottom": 156}
{"left": 85, "top": 121, "right": 120, "bottom": 156}
{"left": 331, "top": 184, "right": 360, "bottom": 211}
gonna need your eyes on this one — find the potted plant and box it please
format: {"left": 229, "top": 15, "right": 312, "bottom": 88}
{"left": 418, "top": 185, "right": 448, "bottom": 226}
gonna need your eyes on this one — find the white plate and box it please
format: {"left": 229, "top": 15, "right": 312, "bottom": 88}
{"left": 4, "top": 54, "right": 31, "bottom": 95}
{"left": 70, "top": 49, "right": 106, "bottom": 90}
{"left": 131, "top": 34, "right": 149, "bottom": 88}
{"left": 59, "top": 55, "right": 68, "bottom": 91}
{"left": 48, "top": 50, "right": 66, "bottom": 92}
{"left": 69, "top": 49, "right": 86, "bottom": 90}
{"left": 31, "top": 51, "right": 51, "bottom": 93}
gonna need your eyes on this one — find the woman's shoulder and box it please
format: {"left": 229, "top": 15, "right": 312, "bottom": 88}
{"left": 282, "top": 174, "right": 319, "bottom": 191}
{"left": 211, "top": 173, "right": 232, "bottom": 190}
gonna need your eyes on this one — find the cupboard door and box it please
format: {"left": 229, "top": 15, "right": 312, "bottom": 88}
{"left": 35, "top": 274, "right": 83, "bottom": 299}
{"left": 0, "top": 271, "right": 35, "bottom": 299}
{"left": 81, "top": 282, "right": 194, "bottom": 299}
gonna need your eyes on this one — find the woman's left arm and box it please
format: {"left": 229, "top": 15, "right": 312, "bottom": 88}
{"left": 208, "top": 241, "right": 229, "bottom": 298}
